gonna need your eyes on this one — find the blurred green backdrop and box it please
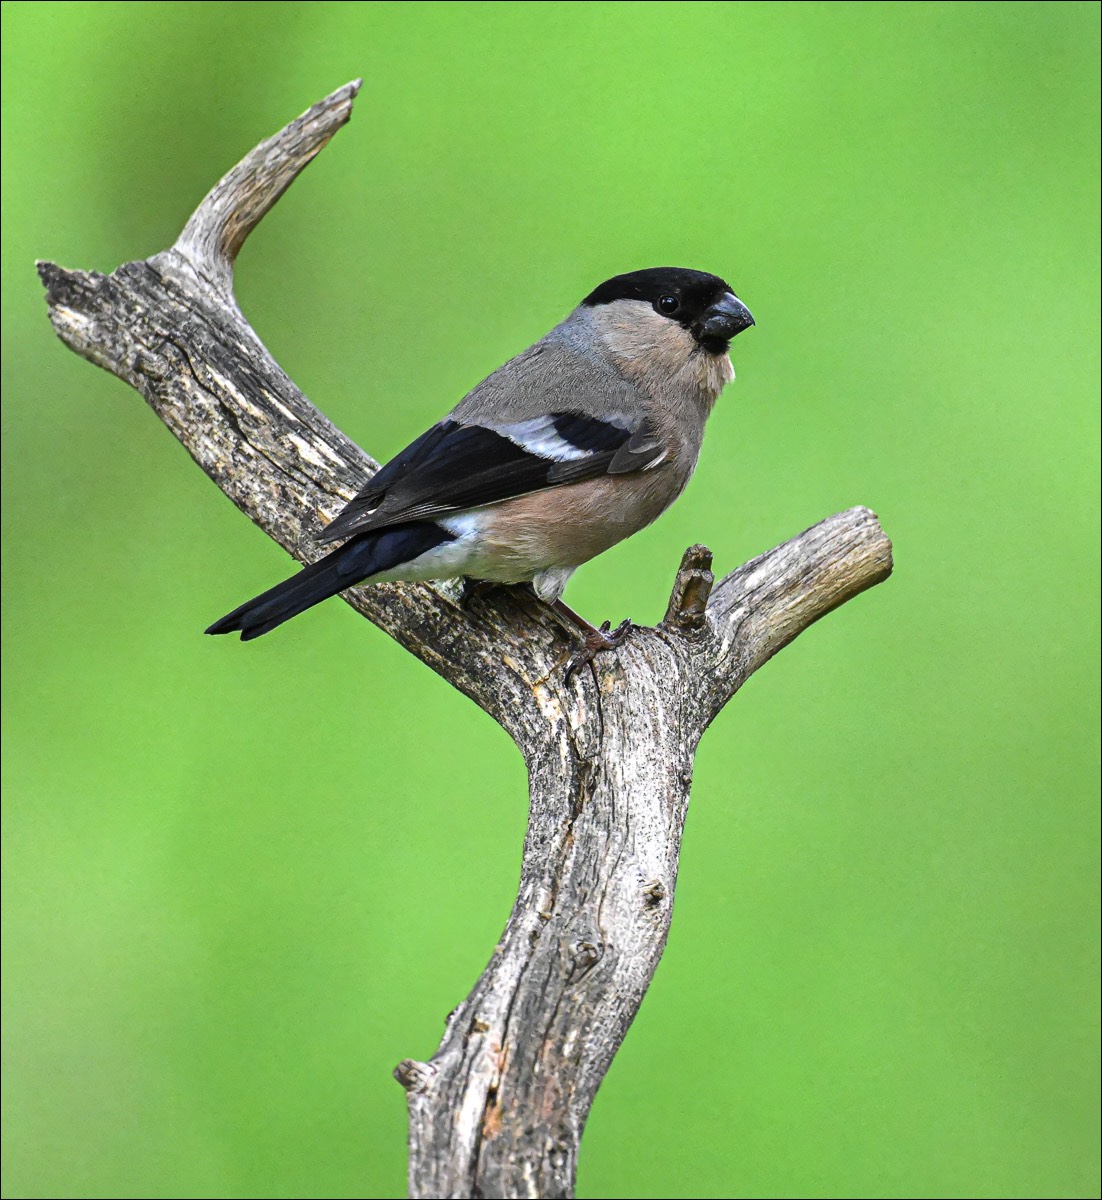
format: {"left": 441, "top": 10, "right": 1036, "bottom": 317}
{"left": 2, "top": 3, "right": 1098, "bottom": 1197}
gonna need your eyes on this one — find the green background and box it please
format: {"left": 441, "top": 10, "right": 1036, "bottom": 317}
{"left": 2, "top": 2, "right": 1098, "bottom": 1197}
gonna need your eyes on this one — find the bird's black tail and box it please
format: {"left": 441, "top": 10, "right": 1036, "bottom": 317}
{"left": 205, "top": 548, "right": 355, "bottom": 640}
{"left": 205, "top": 522, "right": 454, "bottom": 641}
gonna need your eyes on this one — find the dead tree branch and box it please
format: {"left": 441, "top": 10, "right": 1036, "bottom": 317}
{"left": 38, "top": 81, "right": 893, "bottom": 1199}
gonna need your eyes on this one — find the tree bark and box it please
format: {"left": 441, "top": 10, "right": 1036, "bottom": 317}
{"left": 38, "top": 80, "right": 893, "bottom": 1199}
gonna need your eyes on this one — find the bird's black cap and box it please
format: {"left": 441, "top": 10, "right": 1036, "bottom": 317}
{"left": 583, "top": 266, "right": 753, "bottom": 352}
{"left": 582, "top": 267, "right": 734, "bottom": 309}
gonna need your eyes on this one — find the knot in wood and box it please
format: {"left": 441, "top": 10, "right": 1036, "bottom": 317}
{"left": 569, "top": 938, "right": 603, "bottom": 977}
{"left": 546, "top": 1142, "right": 573, "bottom": 1177}
{"left": 393, "top": 1058, "right": 436, "bottom": 1092}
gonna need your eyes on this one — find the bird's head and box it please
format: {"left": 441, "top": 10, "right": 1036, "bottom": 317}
{"left": 579, "top": 267, "right": 754, "bottom": 397}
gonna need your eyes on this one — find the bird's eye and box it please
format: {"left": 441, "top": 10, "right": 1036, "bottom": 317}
{"left": 655, "top": 295, "right": 680, "bottom": 316}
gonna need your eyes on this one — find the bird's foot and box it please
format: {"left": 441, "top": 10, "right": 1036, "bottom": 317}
{"left": 564, "top": 618, "right": 634, "bottom": 682}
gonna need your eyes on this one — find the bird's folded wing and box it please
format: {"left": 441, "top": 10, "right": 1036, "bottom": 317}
{"left": 318, "top": 412, "right": 663, "bottom": 543}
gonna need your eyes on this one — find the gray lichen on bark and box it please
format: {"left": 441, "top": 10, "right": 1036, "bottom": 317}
{"left": 38, "top": 81, "right": 893, "bottom": 1199}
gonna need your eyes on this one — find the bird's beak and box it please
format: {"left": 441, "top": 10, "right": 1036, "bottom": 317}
{"left": 699, "top": 293, "right": 755, "bottom": 344}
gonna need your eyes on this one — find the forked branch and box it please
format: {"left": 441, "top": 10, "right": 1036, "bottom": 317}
{"left": 39, "top": 82, "right": 892, "bottom": 1198}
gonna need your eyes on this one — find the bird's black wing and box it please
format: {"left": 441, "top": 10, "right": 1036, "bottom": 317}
{"left": 318, "top": 412, "right": 663, "bottom": 544}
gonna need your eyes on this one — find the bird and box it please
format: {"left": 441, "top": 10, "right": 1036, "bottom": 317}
{"left": 205, "top": 267, "right": 754, "bottom": 667}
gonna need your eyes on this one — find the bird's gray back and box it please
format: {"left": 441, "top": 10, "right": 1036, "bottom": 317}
{"left": 450, "top": 310, "right": 644, "bottom": 427}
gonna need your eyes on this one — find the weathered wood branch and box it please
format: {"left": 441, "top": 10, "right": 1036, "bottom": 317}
{"left": 39, "top": 81, "right": 893, "bottom": 1199}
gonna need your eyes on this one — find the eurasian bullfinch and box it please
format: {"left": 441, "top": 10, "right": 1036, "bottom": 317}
{"left": 206, "top": 267, "right": 754, "bottom": 662}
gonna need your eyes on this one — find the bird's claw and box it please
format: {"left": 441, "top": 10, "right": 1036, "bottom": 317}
{"left": 564, "top": 619, "right": 634, "bottom": 682}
